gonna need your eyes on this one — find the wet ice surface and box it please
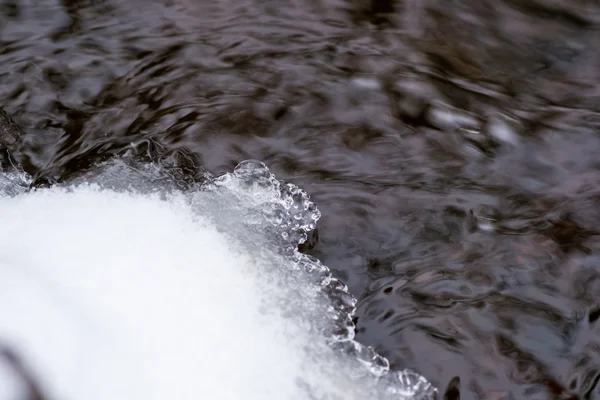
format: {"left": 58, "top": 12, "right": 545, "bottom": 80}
{"left": 0, "top": 159, "right": 435, "bottom": 400}
{"left": 3, "top": 0, "right": 600, "bottom": 399}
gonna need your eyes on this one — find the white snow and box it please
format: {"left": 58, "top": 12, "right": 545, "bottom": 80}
{"left": 0, "top": 164, "right": 434, "bottom": 400}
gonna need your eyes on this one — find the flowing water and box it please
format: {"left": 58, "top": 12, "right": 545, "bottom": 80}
{"left": 1, "top": 0, "right": 600, "bottom": 399}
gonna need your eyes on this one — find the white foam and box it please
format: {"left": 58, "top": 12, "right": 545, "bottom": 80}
{"left": 0, "top": 162, "right": 435, "bottom": 400}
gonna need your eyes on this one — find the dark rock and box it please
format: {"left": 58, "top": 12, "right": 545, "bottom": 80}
{"left": 0, "top": 107, "right": 22, "bottom": 153}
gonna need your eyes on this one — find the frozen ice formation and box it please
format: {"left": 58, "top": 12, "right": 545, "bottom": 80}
{"left": 0, "top": 156, "right": 437, "bottom": 400}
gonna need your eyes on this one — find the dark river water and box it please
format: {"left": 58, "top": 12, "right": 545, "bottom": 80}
{"left": 2, "top": 0, "right": 600, "bottom": 399}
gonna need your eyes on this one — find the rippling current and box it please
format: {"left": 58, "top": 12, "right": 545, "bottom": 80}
{"left": 2, "top": 0, "right": 600, "bottom": 399}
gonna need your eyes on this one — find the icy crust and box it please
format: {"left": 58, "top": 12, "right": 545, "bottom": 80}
{"left": 0, "top": 157, "right": 437, "bottom": 400}
{"left": 206, "top": 160, "right": 320, "bottom": 250}
{"left": 0, "top": 170, "right": 31, "bottom": 197}
{"left": 202, "top": 160, "right": 437, "bottom": 400}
